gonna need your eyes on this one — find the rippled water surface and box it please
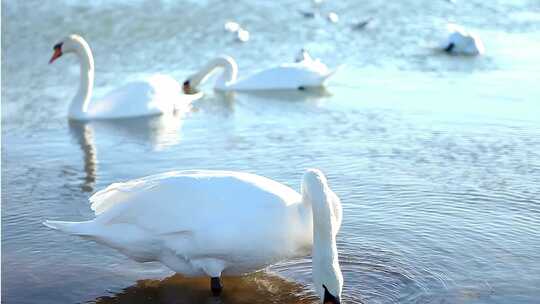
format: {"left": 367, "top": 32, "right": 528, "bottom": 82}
{"left": 2, "top": 0, "right": 540, "bottom": 303}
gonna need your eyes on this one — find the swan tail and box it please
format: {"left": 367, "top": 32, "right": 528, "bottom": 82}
{"left": 43, "top": 220, "right": 96, "bottom": 236}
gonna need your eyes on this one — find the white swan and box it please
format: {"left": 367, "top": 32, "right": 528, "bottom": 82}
{"left": 442, "top": 24, "right": 485, "bottom": 55}
{"left": 44, "top": 169, "right": 343, "bottom": 303}
{"left": 182, "top": 54, "right": 339, "bottom": 93}
{"left": 49, "top": 35, "right": 197, "bottom": 121}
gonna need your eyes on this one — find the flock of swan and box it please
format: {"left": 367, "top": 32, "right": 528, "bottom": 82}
{"left": 44, "top": 23, "right": 484, "bottom": 303}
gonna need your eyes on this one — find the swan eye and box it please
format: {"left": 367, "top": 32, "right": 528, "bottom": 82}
{"left": 53, "top": 42, "right": 63, "bottom": 51}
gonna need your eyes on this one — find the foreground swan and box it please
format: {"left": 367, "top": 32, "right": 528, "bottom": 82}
{"left": 44, "top": 169, "right": 343, "bottom": 303}
{"left": 50, "top": 35, "right": 196, "bottom": 120}
{"left": 442, "top": 24, "right": 485, "bottom": 55}
{"left": 182, "top": 54, "right": 338, "bottom": 93}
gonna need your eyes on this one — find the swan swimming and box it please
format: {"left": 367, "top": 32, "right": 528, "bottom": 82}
{"left": 44, "top": 169, "right": 343, "bottom": 303}
{"left": 49, "top": 35, "right": 197, "bottom": 121}
{"left": 442, "top": 24, "right": 485, "bottom": 55}
{"left": 182, "top": 53, "right": 339, "bottom": 93}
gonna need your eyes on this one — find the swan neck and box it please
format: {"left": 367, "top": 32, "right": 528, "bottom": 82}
{"left": 310, "top": 193, "right": 336, "bottom": 246}
{"left": 301, "top": 171, "right": 336, "bottom": 246}
{"left": 303, "top": 170, "right": 342, "bottom": 300}
{"left": 70, "top": 41, "right": 94, "bottom": 119}
{"left": 190, "top": 57, "right": 237, "bottom": 89}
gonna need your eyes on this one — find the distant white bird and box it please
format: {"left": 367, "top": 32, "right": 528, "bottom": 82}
{"left": 49, "top": 35, "right": 196, "bottom": 121}
{"left": 327, "top": 12, "right": 339, "bottom": 23}
{"left": 224, "top": 21, "right": 241, "bottom": 33}
{"left": 442, "top": 24, "right": 485, "bottom": 55}
{"left": 183, "top": 54, "right": 339, "bottom": 92}
{"left": 236, "top": 28, "right": 250, "bottom": 42}
{"left": 44, "top": 169, "right": 343, "bottom": 303}
{"left": 294, "top": 48, "right": 314, "bottom": 63}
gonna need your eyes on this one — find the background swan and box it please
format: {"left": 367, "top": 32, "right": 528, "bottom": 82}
{"left": 44, "top": 169, "right": 343, "bottom": 302}
{"left": 442, "top": 24, "right": 485, "bottom": 55}
{"left": 183, "top": 54, "right": 339, "bottom": 93}
{"left": 50, "top": 35, "right": 197, "bottom": 120}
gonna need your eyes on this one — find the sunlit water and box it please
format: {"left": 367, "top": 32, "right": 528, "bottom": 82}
{"left": 2, "top": 0, "right": 540, "bottom": 303}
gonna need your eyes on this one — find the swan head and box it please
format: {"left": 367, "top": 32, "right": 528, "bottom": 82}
{"left": 302, "top": 169, "right": 343, "bottom": 304}
{"left": 182, "top": 80, "right": 199, "bottom": 95}
{"left": 49, "top": 34, "right": 91, "bottom": 64}
{"left": 183, "top": 56, "right": 238, "bottom": 93}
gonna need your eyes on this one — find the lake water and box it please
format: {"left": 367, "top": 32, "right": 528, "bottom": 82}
{"left": 2, "top": 0, "right": 540, "bottom": 303}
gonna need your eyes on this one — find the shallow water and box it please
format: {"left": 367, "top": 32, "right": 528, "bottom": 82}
{"left": 2, "top": 0, "right": 540, "bottom": 303}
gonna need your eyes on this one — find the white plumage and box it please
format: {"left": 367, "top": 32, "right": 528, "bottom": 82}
{"left": 183, "top": 54, "right": 339, "bottom": 93}
{"left": 44, "top": 169, "right": 343, "bottom": 302}
{"left": 443, "top": 24, "right": 485, "bottom": 55}
{"left": 50, "top": 35, "right": 198, "bottom": 121}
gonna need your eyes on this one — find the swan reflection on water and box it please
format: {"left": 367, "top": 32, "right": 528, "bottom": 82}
{"left": 235, "top": 86, "right": 332, "bottom": 103}
{"left": 94, "top": 273, "right": 316, "bottom": 304}
{"left": 68, "top": 113, "right": 186, "bottom": 192}
{"left": 191, "top": 87, "right": 331, "bottom": 119}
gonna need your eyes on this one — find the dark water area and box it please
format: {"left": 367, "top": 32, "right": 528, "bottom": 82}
{"left": 2, "top": 0, "right": 540, "bottom": 303}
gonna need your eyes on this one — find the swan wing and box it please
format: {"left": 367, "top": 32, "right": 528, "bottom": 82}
{"left": 89, "top": 170, "right": 302, "bottom": 235}
{"left": 232, "top": 63, "right": 334, "bottom": 90}
{"left": 87, "top": 75, "right": 192, "bottom": 119}
{"left": 89, "top": 171, "right": 178, "bottom": 215}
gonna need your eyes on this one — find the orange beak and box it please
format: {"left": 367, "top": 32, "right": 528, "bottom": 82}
{"left": 49, "top": 48, "right": 62, "bottom": 64}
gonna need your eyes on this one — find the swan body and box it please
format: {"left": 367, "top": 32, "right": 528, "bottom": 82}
{"left": 183, "top": 54, "right": 338, "bottom": 93}
{"left": 442, "top": 24, "right": 485, "bottom": 55}
{"left": 44, "top": 169, "right": 343, "bottom": 302}
{"left": 50, "top": 35, "right": 195, "bottom": 121}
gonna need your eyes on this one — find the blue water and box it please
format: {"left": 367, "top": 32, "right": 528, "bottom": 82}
{"left": 2, "top": 0, "right": 540, "bottom": 303}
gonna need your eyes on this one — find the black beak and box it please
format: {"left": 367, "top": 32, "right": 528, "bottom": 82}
{"left": 323, "top": 285, "right": 341, "bottom": 304}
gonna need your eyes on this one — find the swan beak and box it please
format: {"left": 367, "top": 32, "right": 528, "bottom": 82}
{"left": 49, "top": 48, "right": 62, "bottom": 64}
{"left": 324, "top": 297, "right": 341, "bottom": 304}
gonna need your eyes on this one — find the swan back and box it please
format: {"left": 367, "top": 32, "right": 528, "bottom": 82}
{"left": 230, "top": 60, "right": 336, "bottom": 91}
{"left": 84, "top": 75, "right": 187, "bottom": 119}
{"left": 90, "top": 170, "right": 300, "bottom": 217}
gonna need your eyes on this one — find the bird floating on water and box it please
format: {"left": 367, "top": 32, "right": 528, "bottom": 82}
{"left": 442, "top": 24, "right": 485, "bottom": 55}
{"left": 183, "top": 54, "right": 339, "bottom": 92}
{"left": 44, "top": 169, "right": 343, "bottom": 303}
{"left": 223, "top": 20, "right": 250, "bottom": 43}
{"left": 48, "top": 35, "right": 196, "bottom": 121}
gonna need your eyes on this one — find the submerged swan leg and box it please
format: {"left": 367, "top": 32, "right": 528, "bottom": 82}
{"left": 210, "top": 277, "right": 223, "bottom": 295}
